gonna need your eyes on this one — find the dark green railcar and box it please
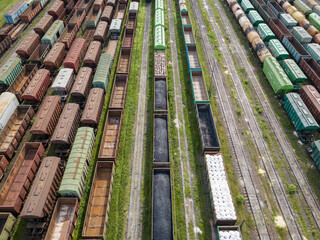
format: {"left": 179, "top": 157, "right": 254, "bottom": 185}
{"left": 280, "top": 59, "right": 307, "bottom": 83}
{"left": 312, "top": 140, "right": 320, "bottom": 171}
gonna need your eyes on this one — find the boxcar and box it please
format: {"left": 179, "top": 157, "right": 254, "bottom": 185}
{"left": 34, "top": 14, "right": 53, "bottom": 36}
{"left": 0, "top": 155, "right": 9, "bottom": 179}
{"left": 312, "top": 140, "right": 320, "bottom": 171}
{"left": 70, "top": 67, "right": 93, "bottom": 102}
{"left": 20, "top": 157, "right": 62, "bottom": 237}
{"left": 51, "top": 103, "right": 80, "bottom": 147}
{"left": 16, "top": 33, "right": 40, "bottom": 59}
{"left": 4, "top": 1, "right": 28, "bottom": 24}
{"left": 94, "top": 21, "right": 108, "bottom": 43}
{"left": 306, "top": 43, "right": 320, "bottom": 63}
{"left": 48, "top": 0, "right": 65, "bottom": 18}
{"left": 30, "top": 96, "right": 61, "bottom": 136}
{"left": 110, "top": 19, "right": 122, "bottom": 40}
{"left": 93, "top": 53, "right": 113, "bottom": 91}
{"left": 0, "top": 213, "right": 16, "bottom": 239}
{"left": 22, "top": 69, "right": 51, "bottom": 103}
{"left": 93, "top": 0, "right": 105, "bottom": 10}
{"left": 78, "top": 0, "right": 94, "bottom": 13}
{"left": 28, "top": 44, "right": 50, "bottom": 65}
{"left": 84, "top": 41, "right": 102, "bottom": 68}
{"left": 19, "top": 2, "right": 42, "bottom": 23}
{"left": 58, "top": 127, "right": 95, "bottom": 199}
{"left": 0, "top": 92, "right": 19, "bottom": 131}
{"left": 81, "top": 88, "right": 104, "bottom": 127}
{"left": 43, "top": 42, "right": 66, "bottom": 70}
{"left": 0, "top": 105, "right": 34, "bottom": 159}
{"left": 101, "top": 5, "right": 114, "bottom": 23}
{"left": 0, "top": 56, "right": 22, "bottom": 86}
{"left": 45, "top": 198, "right": 79, "bottom": 240}
{"left": 107, "top": 0, "right": 116, "bottom": 7}
{"left": 0, "top": 35, "right": 12, "bottom": 56}
{"left": 98, "top": 110, "right": 123, "bottom": 162}
{"left": 300, "top": 85, "right": 320, "bottom": 123}
{"left": 41, "top": 20, "right": 64, "bottom": 47}
{"left": 0, "top": 142, "right": 44, "bottom": 215}
{"left": 86, "top": 8, "right": 102, "bottom": 28}
{"left": 51, "top": 68, "right": 74, "bottom": 99}
{"left": 279, "top": 59, "right": 307, "bottom": 83}
{"left": 7, "top": 64, "right": 38, "bottom": 102}
{"left": 82, "top": 161, "right": 114, "bottom": 239}
{"left": 64, "top": 38, "right": 86, "bottom": 72}
{"left": 109, "top": 75, "right": 128, "bottom": 109}
{"left": 155, "top": 25, "right": 165, "bottom": 50}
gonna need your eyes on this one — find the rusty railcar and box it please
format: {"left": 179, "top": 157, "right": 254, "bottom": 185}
{"left": 0, "top": 142, "right": 44, "bottom": 215}
{"left": 101, "top": 5, "right": 114, "bottom": 23}
{"left": 28, "top": 44, "right": 50, "bottom": 65}
{"left": 0, "top": 105, "right": 34, "bottom": 160}
{"left": 70, "top": 67, "right": 93, "bottom": 102}
{"left": 83, "top": 41, "right": 102, "bottom": 68}
{"left": 64, "top": 38, "right": 87, "bottom": 72}
{"left": 122, "top": 28, "right": 134, "bottom": 48}
{"left": 48, "top": 0, "right": 65, "bottom": 19}
{"left": 30, "top": 96, "right": 61, "bottom": 136}
{"left": 93, "top": 21, "right": 108, "bottom": 43}
{"left": 0, "top": 155, "right": 9, "bottom": 179}
{"left": 20, "top": 157, "right": 62, "bottom": 238}
{"left": 43, "top": 42, "right": 66, "bottom": 70}
{"left": 16, "top": 32, "right": 40, "bottom": 59}
{"left": 19, "top": 2, "right": 42, "bottom": 23}
{"left": 117, "top": 48, "right": 131, "bottom": 74}
{"left": 34, "top": 14, "right": 53, "bottom": 36}
{"left": 81, "top": 88, "right": 104, "bottom": 127}
{"left": 109, "top": 74, "right": 128, "bottom": 109}
{"left": 300, "top": 85, "right": 320, "bottom": 123}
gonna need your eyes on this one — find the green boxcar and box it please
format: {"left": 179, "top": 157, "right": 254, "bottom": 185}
{"left": 241, "top": 0, "right": 254, "bottom": 13}
{"left": 312, "top": 140, "right": 320, "bottom": 171}
{"left": 248, "top": 10, "right": 264, "bottom": 27}
{"left": 280, "top": 59, "right": 307, "bottom": 83}
{"left": 257, "top": 23, "right": 276, "bottom": 42}
{"left": 306, "top": 43, "right": 320, "bottom": 63}
{"left": 0, "top": 57, "right": 22, "bottom": 86}
{"left": 86, "top": 9, "right": 102, "bottom": 28}
{"left": 292, "top": 26, "right": 312, "bottom": 43}
{"left": 92, "top": 53, "right": 114, "bottom": 91}
{"left": 263, "top": 56, "right": 293, "bottom": 94}
{"left": 294, "top": 0, "right": 312, "bottom": 16}
{"left": 155, "top": 9, "right": 164, "bottom": 27}
{"left": 59, "top": 127, "right": 95, "bottom": 199}
{"left": 155, "top": 0, "right": 163, "bottom": 10}
{"left": 280, "top": 13, "right": 297, "bottom": 28}
{"left": 269, "top": 39, "right": 289, "bottom": 60}
{"left": 41, "top": 20, "right": 64, "bottom": 46}
{"left": 155, "top": 25, "right": 165, "bottom": 50}
{"left": 308, "top": 13, "right": 320, "bottom": 31}
{"left": 0, "top": 213, "right": 16, "bottom": 240}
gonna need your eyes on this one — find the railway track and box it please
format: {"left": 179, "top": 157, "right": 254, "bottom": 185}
{"left": 126, "top": 3, "right": 151, "bottom": 239}
{"left": 187, "top": 0, "right": 271, "bottom": 238}
{"left": 167, "top": 0, "right": 198, "bottom": 239}
{"left": 208, "top": 0, "right": 320, "bottom": 232}
{"left": 202, "top": 0, "right": 303, "bottom": 238}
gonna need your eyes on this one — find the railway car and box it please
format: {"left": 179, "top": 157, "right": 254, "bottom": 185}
{"left": 0, "top": 105, "right": 34, "bottom": 159}
{"left": 292, "top": 26, "right": 312, "bottom": 44}
{"left": 205, "top": 153, "right": 237, "bottom": 225}
{"left": 186, "top": 45, "right": 201, "bottom": 70}
{"left": 51, "top": 103, "right": 80, "bottom": 150}
{"left": 45, "top": 198, "right": 79, "bottom": 240}
{"left": 299, "top": 19, "right": 319, "bottom": 38}
{"left": 30, "top": 96, "right": 61, "bottom": 136}
{"left": 309, "top": 13, "right": 320, "bottom": 32}
{"left": 300, "top": 85, "right": 320, "bottom": 124}
{"left": 0, "top": 34, "right": 13, "bottom": 56}
{"left": 154, "top": 78, "right": 168, "bottom": 112}
{"left": 58, "top": 25, "right": 78, "bottom": 49}
{"left": 4, "top": 1, "right": 28, "bottom": 24}
{"left": 0, "top": 156, "right": 9, "bottom": 179}
{"left": 98, "top": 110, "right": 123, "bottom": 162}
{"left": 154, "top": 51, "right": 166, "bottom": 77}
{"left": 20, "top": 157, "right": 62, "bottom": 238}
{"left": 43, "top": 42, "right": 66, "bottom": 70}
{"left": 306, "top": 43, "right": 320, "bottom": 63}
{"left": 155, "top": 25, "right": 165, "bottom": 50}
{"left": 70, "top": 67, "right": 93, "bottom": 102}
{"left": 127, "top": 2, "right": 139, "bottom": 29}
{"left": 51, "top": 68, "right": 74, "bottom": 99}
{"left": 94, "top": 21, "right": 108, "bottom": 43}
{"left": 19, "top": 1, "right": 42, "bottom": 23}
{"left": 283, "top": 93, "right": 319, "bottom": 142}
{"left": 41, "top": 20, "right": 65, "bottom": 47}
{"left": 87, "top": 8, "right": 102, "bottom": 28}
{"left": 48, "top": 0, "right": 65, "bottom": 18}
{"left": 110, "top": 19, "right": 122, "bottom": 40}
{"left": 64, "top": 38, "right": 86, "bottom": 72}
{"left": 68, "top": 9, "right": 86, "bottom": 29}
{"left": 294, "top": 0, "right": 312, "bottom": 16}
{"left": 81, "top": 88, "right": 104, "bottom": 127}
{"left": 268, "top": 0, "right": 285, "bottom": 17}
{"left": 28, "top": 44, "right": 50, "bottom": 65}
{"left": 155, "top": 0, "right": 164, "bottom": 10}
{"left": 0, "top": 213, "right": 16, "bottom": 239}
{"left": 216, "top": 226, "right": 243, "bottom": 239}
{"left": 78, "top": 0, "right": 94, "bottom": 13}
{"left": 122, "top": 28, "right": 134, "bottom": 48}
{"left": 299, "top": 58, "right": 320, "bottom": 91}
{"left": 0, "top": 56, "right": 22, "bottom": 87}
{"left": 155, "top": 9, "right": 164, "bottom": 28}
{"left": 268, "top": 39, "right": 289, "bottom": 60}
{"left": 117, "top": 48, "right": 131, "bottom": 74}
{"left": 93, "top": 0, "right": 105, "bottom": 10}
{"left": 107, "top": 0, "right": 116, "bottom": 7}
{"left": 92, "top": 53, "right": 113, "bottom": 91}
{"left": 153, "top": 115, "right": 169, "bottom": 166}
{"left": 0, "top": 92, "right": 19, "bottom": 131}
{"left": 82, "top": 161, "right": 114, "bottom": 239}
{"left": 34, "top": 0, "right": 50, "bottom": 7}
{"left": 190, "top": 70, "right": 209, "bottom": 104}
{"left": 0, "top": 142, "right": 44, "bottom": 215}
{"left": 84, "top": 41, "right": 102, "bottom": 68}
{"left": 279, "top": 59, "right": 307, "bottom": 83}
{"left": 282, "top": 36, "right": 310, "bottom": 62}
{"left": 109, "top": 74, "right": 128, "bottom": 109}
{"left": 58, "top": 127, "right": 95, "bottom": 199}
{"left": 34, "top": 14, "right": 53, "bottom": 36}
{"left": 21, "top": 69, "right": 51, "bottom": 103}
{"left": 247, "top": 10, "right": 264, "bottom": 27}
{"left": 16, "top": 32, "right": 40, "bottom": 59}
{"left": 101, "top": 5, "right": 114, "bottom": 23}
{"left": 257, "top": 23, "right": 275, "bottom": 42}
{"left": 7, "top": 64, "right": 38, "bottom": 102}
{"left": 268, "top": 18, "right": 292, "bottom": 40}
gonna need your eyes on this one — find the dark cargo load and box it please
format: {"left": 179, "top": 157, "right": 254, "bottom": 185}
{"left": 299, "top": 58, "right": 320, "bottom": 91}
{"left": 154, "top": 78, "right": 167, "bottom": 112}
{"left": 153, "top": 115, "right": 169, "bottom": 164}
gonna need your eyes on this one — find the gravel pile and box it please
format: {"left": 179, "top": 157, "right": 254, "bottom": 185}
{"left": 154, "top": 51, "right": 166, "bottom": 76}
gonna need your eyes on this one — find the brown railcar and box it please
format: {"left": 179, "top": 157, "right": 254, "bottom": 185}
{"left": 64, "top": 38, "right": 87, "bottom": 72}
{"left": 44, "top": 42, "right": 66, "bottom": 70}
{"left": 16, "top": 33, "right": 40, "bottom": 59}
{"left": 98, "top": 110, "right": 123, "bottom": 162}
{"left": 300, "top": 85, "right": 320, "bottom": 122}
{"left": 7, "top": 64, "right": 38, "bottom": 102}
{"left": 20, "top": 157, "right": 62, "bottom": 237}
{"left": 48, "top": 0, "right": 65, "bottom": 18}
{"left": 70, "top": 67, "right": 93, "bottom": 102}
{"left": 78, "top": 0, "right": 94, "bottom": 13}
{"left": 45, "top": 198, "right": 79, "bottom": 240}
{"left": 107, "top": 0, "right": 116, "bottom": 7}
{"left": 126, "top": 15, "right": 136, "bottom": 29}
{"left": 299, "top": 58, "right": 320, "bottom": 92}
{"left": 0, "top": 23, "right": 14, "bottom": 36}
{"left": 0, "top": 155, "right": 9, "bottom": 179}
{"left": 84, "top": 41, "right": 102, "bottom": 68}
{"left": 93, "top": 0, "right": 105, "bottom": 11}
{"left": 19, "top": 2, "right": 42, "bottom": 23}
{"left": 59, "top": 24, "right": 78, "bottom": 49}
{"left": 30, "top": 96, "right": 61, "bottom": 136}
{"left": 109, "top": 74, "right": 128, "bottom": 109}
{"left": 28, "top": 44, "right": 50, "bottom": 65}
{"left": 117, "top": 48, "right": 131, "bottom": 74}
{"left": 22, "top": 69, "right": 51, "bottom": 103}
{"left": 51, "top": 103, "right": 80, "bottom": 147}
{"left": 122, "top": 28, "right": 134, "bottom": 48}
{"left": 34, "top": 14, "right": 53, "bottom": 36}
{"left": 81, "top": 88, "right": 104, "bottom": 127}
{"left": 0, "top": 35, "right": 12, "bottom": 56}
{"left": 101, "top": 5, "right": 114, "bottom": 23}
{"left": 68, "top": 9, "right": 86, "bottom": 29}
{"left": 93, "top": 21, "right": 108, "bottom": 43}
{"left": 0, "top": 106, "right": 35, "bottom": 160}
{"left": 0, "top": 142, "right": 44, "bottom": 215}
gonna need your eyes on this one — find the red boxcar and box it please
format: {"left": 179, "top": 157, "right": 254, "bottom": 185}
{"left": 16, "top": 33, "right": 40, "bottom": 59}
{"left": 48, "top": 0, "right": 65, "bottom": 18}
{"left": 70, "top": 67, "right": 93, "bottom": 101}
{"left": 64, "top": 38, "right": 86, "bottom": 72}
{"left": 93, "top": 21, "right": 108, "bottom": 43}
{"left": 84, "top": 40, "right": 101, "bottom": 68}
{"left": 44, "top": 42, "right": 66, "bottom": 69}
{"left": 81, "top": 88, "right": 104, "bottom": 127}
{"left": 34, "top": 14, "right": 53, "bottom": 36}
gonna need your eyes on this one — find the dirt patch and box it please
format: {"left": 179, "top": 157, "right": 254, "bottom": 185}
{"left": 274, "top": 215, "right": 286, "bottom": 228}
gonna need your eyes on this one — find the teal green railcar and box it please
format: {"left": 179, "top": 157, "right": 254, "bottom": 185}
{"left": 257, "top": 23, "right": 276, "bottom": 42}
{"left": 280, "top": 59, "right": 307, "bottom": 83}
{"left": 248, "top": 10, "right": 264, "bottom": 27}
{"left": 0, "top": 213, "right": 16, "bottom": 240}
{"left": 41, "top": 20, "right": 64, "bottom": 47}
{"left": 308, "top": 13, "right": 320, "bottom": 31}
{"left": 155, "top": 25, "right": 165, "bottom": 50}
{"left": 92, "top": 53, "right": 114, "bottom": 92}
{"left": 312, "top": 140, "right": 320, "bottom": 171}
{"left": 0, "top": 57, "right": 22, "bottom": 86}
{"left": 240, "top": 0, "right": 254, "bottom": 13}
{"left": 155, "top": 0, "right": 164, "bottom": 10}
{"left": 155, "top": 9, "right": 164, "bottom": 27}
{"left": 268, "top": 39, "right": 289, "bottom": 60}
